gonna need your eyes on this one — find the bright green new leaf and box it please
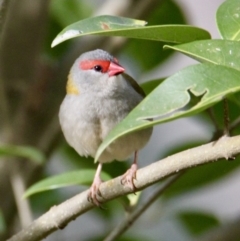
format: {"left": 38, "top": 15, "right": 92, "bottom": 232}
{"left": 0, "top": 145, "right": 45, "bottom": 164}
{"left": 165, "top": 40, "right": 240, "bottom": 71}
{"left": 94, "top": 64, "right": 240, "bottom": 162}
{"left": 24, "top": 169, "right": 111, "bottom": 198}
{"left": 51, "top": 15, "right": 210, "bottom": 47}
{"left": 216, "top": 0, "right": 240, "bottom": 40}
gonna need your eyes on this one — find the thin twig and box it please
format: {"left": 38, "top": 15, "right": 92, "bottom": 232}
{"left": 9, "top": 162, "right": 33, "bottom": 228}
{"left": 104, "top": 172, "right": 185, "bottom": 241}
{"left": 223, "top": 98, "right": 230, "bottom": 136}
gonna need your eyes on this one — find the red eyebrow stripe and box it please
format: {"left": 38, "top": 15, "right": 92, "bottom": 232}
{"left": 79, "top": 60, "right": 110, "bottom": 73}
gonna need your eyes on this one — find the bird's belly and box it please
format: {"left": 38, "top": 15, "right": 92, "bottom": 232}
{"left": 59, "top": 95, "right": 152, "bottom": 163}
{"left": 59, "top": 97, "right": 101, "bottom": 158}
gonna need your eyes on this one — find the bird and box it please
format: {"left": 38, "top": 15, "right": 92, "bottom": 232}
{"left": 59, "top": 49, "right": 152, "bottom": 205}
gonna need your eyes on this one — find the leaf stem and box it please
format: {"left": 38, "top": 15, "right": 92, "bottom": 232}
{"left": 223, "top": 98, "right": 230, "bottom": 136}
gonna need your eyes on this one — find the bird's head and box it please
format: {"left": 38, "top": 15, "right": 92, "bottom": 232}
{"left": 66, "top": 49, "right": 125, "bottom": 96}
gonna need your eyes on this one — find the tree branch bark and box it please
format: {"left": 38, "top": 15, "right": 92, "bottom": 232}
{"left": 7, "top": 135, "right": 240, "bottom": 241}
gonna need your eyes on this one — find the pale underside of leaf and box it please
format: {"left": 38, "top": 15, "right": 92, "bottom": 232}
{"left": 51, "top": 15, "right": 211, "bottom": 47}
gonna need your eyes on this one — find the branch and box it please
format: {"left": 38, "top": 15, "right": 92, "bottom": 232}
{"left": 7, "top": 135, "right": 240, "bottom": 241}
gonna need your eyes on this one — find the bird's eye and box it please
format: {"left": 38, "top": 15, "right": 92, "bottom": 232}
{"left": 93, "top": 65, "right": 103, "bottom": 72}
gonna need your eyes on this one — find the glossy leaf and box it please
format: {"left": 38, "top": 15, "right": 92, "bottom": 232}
{"left": 24, "top": 169, "right": 111, "bottom": 198}
{"left": 0, "top": 145, "right": 45, "bottom": 164}
{"left": 216, "top": 0, "right": 240, "bottom": 40}
{"left": 165, "top": 40, "right": 240, "bottom": 71}
{"left": 51, "top": 15, "right": 210, "bottom": 47}
{"left": 51, "top": 15, "right": 146, "bottom": 47}
{"left": 94, "top": 64, "right": 240, "bottom": 162}
{"left": 178, "top": 211, "right": 219, "bottom": 235}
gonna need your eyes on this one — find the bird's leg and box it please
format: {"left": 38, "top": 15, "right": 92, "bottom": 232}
{"left": 121, "top": 151, "right": 138, "bottom": 191}
{"left": 88, "top": 163, "right": 103, "bottom": 206}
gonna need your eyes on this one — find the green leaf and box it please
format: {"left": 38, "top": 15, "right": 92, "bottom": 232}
{"left": 179, "top": 211, "right": 219, "bottom": 235}
{"left": 216, "top": 0, "right": 240, "bottom": 40}
{"left": 165, "top": 40, "right": 240, "bottom": 71}
{"left": 51, "top": 15, "right": 210, "bottom": 47}
{"left": 94, "top": 64, "right": 240, "bottom": 162}
{"left": 24, "top": 169, "right": 111, "bottom": 198}
{"left": 0, "top": 145, "right": 45, "bottom": 164}
{"left": 51, "top": 15, "right": 146, "bottom": 47}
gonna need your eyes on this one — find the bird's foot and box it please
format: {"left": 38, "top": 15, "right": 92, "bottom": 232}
{"left": 87, "top": 163, "right": 105, "bottom": 206}
{"left": 87, "top": 176, "right": 103, "bottom": 206}
{"left": 121, "top": 163, "right": 137, "bottom": 191}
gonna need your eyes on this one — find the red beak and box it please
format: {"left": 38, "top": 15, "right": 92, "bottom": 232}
{"left": 108, "top": 62, "right": 125, "bottom": 77}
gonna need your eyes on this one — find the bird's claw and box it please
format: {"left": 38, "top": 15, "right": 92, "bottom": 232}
{"left": 121, "top": 163, "right": 137, "bottom": 192}
{"left": 87, "top": 163, "right": 105, "bottom": 207}
{"left": 87, "top": 177, "right": 103, "bottom": 206}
